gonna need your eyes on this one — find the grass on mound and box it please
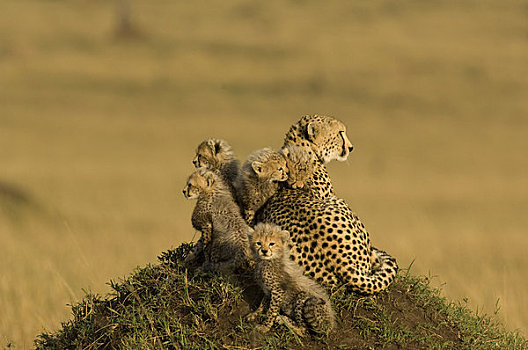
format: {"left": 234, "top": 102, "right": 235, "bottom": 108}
{"left": 35, "top": 244, "right": 527, "bottom": 350}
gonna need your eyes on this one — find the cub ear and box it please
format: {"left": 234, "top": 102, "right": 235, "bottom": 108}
{"left": 213, "top": 141, "right": 222, "bottom": 155}
{"left": 206, "top": 139, "right": 218, "bottom": 154}
{"left": 281, "top": 147, "right": 289, "bottom": 157}
{"left": 280, "top": 230, "right": 290, "bottom": 243}
{"left": 246, "top": 227, "right": 254, "bottom": 240}
{"left": 251, "top": 161, "right": 264, "bottom": 175}
{"left": 204, "top": 172, "right": 215, "bottom": 187}
{"left": 305, "top": 122, "right": 319, "bottom": 141}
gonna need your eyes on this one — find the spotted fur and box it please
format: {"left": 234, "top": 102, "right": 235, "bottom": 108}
{"left": 247, "top": 223, "right": 335, "bottom": 336}
{"left": 192, "top": 138, "right": 240, "bottom": 198}
{"left": 281, "top": 115, "right": 354, "bottom": 199}
{"left": 257, "top": 115, "right": 398, "bottom": 295}
{"left": 234, "top": 148, "right": 287, "bottom": 225}
{"left": 280, "top": 145, "right": 316, "bottom": 191}
{"left": 183, "top": 168, "right": 252, "bottom": 274}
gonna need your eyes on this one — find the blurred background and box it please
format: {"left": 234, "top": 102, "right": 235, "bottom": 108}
{"left": 1, "top": 0, "right": 527, "bottom": 347}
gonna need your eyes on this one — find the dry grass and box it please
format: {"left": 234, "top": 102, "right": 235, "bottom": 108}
{"left": 1, "top": 0, "right": 527, "bottom": 347}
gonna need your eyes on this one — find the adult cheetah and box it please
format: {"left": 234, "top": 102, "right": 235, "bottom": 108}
{"left": 257, "top": 115, "right": 398, "bottom": 295}
{"left": 280, "top": 114, "right": 354, "bottom": 199}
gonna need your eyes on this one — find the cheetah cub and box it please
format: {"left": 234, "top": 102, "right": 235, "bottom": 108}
{"left": 280, "top": 145, "right": 316, "bottom": 190}
{"left": 182, "top": 168, "right": 252, "bottom": 274}
{"left": 247, "top": 223, "right": 335, "bottom": 336}
{"left": 193, "top": 138, "right": 240, "bottom": 198}
{"left": 234, "top": 148, "right": 287, "bottom": 225}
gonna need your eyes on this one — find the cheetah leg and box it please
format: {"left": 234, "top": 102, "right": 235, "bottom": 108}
{"left": 292, "top": 292, "right": 310, "bottom": 326}
{"left": 184, "top": 237, "right": 204, "bottom": 266}
{"left": 278, "top": 315, "right": 307, "bottom": 337}
{"left": 303, "top": 297, "right": 333, "bottom": 334}
{"left": 187, "top": 223, "right": 213, "bottom": 269}
{"left": 202, "top": 224, "right": 213, "bottom": 266}
{"left": 201, "top": 223, "right": 213, "bottom": 246}
{"left": 245, "top": 296, "right": 266, "bottom": 322}
{"left": 258, "top": 289, "right": 283, "bottom": 332}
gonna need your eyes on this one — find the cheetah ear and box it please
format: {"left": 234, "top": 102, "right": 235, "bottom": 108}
{"left": 279, "top": 230, "right": 290, "bottom": 243}
{"left": 305, "top": 122, "right": 319, "bottom": 141}
{"left": 281, "top": 147, "right": 289, "bottom": 157}
{"left": 213, "top": 140, "right": 222, "bottom": 155}
{"left": 204, "top": 172, "right": 215, "bottom": 187}
{"left": 206, "top": 139, "right": 218, "bottom": 155}
{"left": 246, "top": 227, "right": 254, "bottom": 240}
{"left": 251, "top": 161, "right": 264, "bottom": 175}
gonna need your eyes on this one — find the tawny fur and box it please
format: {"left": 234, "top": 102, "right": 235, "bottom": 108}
{"left": 280, "top": 145, "right": 316, "bottom": 190}
{"left": 279, "top": 114, "right": 353, "bottom": 199}
{"left": 257, "top": 115, "right": 398, "bottom": 295}
{"left": 193, "top": 138, "right": 240, "bottom": 198}
{"left": 247, "top": 223, "right": 335, "bottom": 336}
{"left": 234, "top": 148, "right": 287, "bottom": 225}
{"left": 183, "top": 168, "right": 252, "bottom": 274}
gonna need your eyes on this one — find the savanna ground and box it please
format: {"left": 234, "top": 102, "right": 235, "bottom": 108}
{"left": 1, "top": 0, "right": 527, "bottom": 347}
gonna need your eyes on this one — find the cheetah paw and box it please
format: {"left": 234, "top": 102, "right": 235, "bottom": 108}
{"left": 255, "top": 324, "right": 270, "bottom": 333}
{"left": 245, "top": 311, "right": 261, "bottom": 322}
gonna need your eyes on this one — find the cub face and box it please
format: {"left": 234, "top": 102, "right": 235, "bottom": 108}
{"left": 192, "top": 138, "right": 231, "bottom": 169}
{"left": 182, "top": 168, "right": 215, "bottom": 199}
{"left": 281, "top": 145, "right": 314, "bottom": 189}
{"left": 249, "top": 223, "right": 290, "bottom": 261}
{"left": 251, "top": 153, "right": 288, "bottom": 183}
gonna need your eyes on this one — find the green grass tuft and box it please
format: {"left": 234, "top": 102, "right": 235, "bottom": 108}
{"left": 35, "top": 244, "right": 527, "bottom": 349}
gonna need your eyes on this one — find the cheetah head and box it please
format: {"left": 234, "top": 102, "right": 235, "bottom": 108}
{"left": 182, "top": 168, "right": 216, "bottom": 199}
{"left": 280, "top": 145, "right": 315, "bottom": 189}
{"left": 249, "top": 223, "right": 290, "bottom": 261}
{"left": 285, "top": 115, "right": 354, "bottom": 164}
{"left": 192, "top": 138, "right": 235, "bottom": 170}
{"left": 250, "top": 149, "right": 288, "bottom": 183}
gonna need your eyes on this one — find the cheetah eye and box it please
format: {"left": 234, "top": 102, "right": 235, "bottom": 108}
{"left": 269, "top": 242, "right": 275, "bottom": 247}
{"left": 255, "top": 242, "right": 262, "bottom": 247}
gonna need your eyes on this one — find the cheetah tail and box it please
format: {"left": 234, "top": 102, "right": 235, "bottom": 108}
{"left": 347, "top": 248, "right": 398, "bottom": 295}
